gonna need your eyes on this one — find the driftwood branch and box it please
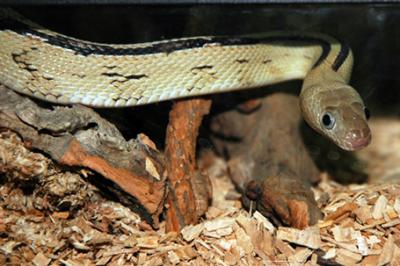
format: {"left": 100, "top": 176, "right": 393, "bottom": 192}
{"left": 165, "top": 98, "right": 212, "bottom": 232}
{"left": 0, "top": 85, "right": 167, "bottom": 227}
{"left": 211, "top": 92, "right": 321, "bottom": 229}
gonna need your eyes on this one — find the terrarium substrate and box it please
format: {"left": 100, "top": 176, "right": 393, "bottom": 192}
{"left": 0, "top": 118, "right": 400, "bottom": 265}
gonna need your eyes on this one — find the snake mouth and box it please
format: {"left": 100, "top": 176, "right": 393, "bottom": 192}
{"left": 348, "top": 136, "right": 371, "bottom": 150}
{"left": 343, "top": 129, "right": 371, "bottom": 151}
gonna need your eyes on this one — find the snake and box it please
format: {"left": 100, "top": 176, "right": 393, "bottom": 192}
{"left": 0, "top": 8, "right": 371, "bottom": 151}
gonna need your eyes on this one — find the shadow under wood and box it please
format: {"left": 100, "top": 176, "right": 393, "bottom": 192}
{"left": 88, "top": 172, "right": 156, "bottom": 226}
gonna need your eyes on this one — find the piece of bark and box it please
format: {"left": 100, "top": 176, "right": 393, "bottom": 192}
{"left": 0, "top": 85, "right": 166, "bottom": 227}
{"left": 211, "top": 92, "right": 321, "bottom": 228}
{"left": 165, "top": 98, "right": 212, "bottom": 232}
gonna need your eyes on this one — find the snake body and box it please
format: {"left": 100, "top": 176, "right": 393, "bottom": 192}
{"left": 0, "top": 8, "right": 370, "bottom": 150}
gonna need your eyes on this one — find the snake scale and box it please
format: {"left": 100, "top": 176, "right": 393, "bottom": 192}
{"left": 0, "top": 8, "right": 371, "bottom": 151}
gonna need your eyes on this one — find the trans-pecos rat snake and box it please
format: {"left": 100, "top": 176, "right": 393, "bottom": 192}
{"left": 0, "top": 8, "right": 371, "bottom": 151}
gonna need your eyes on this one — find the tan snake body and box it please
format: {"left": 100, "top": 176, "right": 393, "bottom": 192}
{"left": 0, "top": 8, "right": 371, "bottom": 150}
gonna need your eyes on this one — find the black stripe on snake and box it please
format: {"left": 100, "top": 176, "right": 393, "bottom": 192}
{"left": 1, "top": 16, "right": 334, "bottom": 67}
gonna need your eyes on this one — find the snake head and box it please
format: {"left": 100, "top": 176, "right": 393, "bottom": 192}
{"left": 301, "top": 84, "right": 371, "bottom": 151}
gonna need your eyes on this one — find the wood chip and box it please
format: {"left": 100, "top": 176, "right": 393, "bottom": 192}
{"left": 360, "top": 255, "right": 380, "bottom": 266}
{"left": 0, "top": 241, "right": 19, "bottom": 255}
{"left": 52, "top": 211, "right": 70, "bottom": 220}
{"left": 174, "top": 245, "right": 197, "bottom": 260}
{"left": 167, "top": 251, "right": 180, "bottom": 264}
{"left": 394, "top": 197, "right": 400, "bottom": 215}
{"left": 322, "top": 248, "right": 336, "bottom": 260}
{"left": 372, "top": 195, "right": 388, "bottom": 220}
{"left": 32, "top": 252, "right": 51, "bottom": 266}
{"left": 277, "top": 226, "right": 321, "bottom": 249}
{"left": 335, "top": 248, "right": 363, "bottom": 265}
{"left": 366, "top": 235, "right": 381, "bottom": 249}
{"left": 217, "top": 239, "right": 235, "bottom": 251}
{"left": 331, "top": 225, "right": 354, "bottom": 242}
{"left": 70, "top": 239, "right": 91, "bottom": 251}
{"left": 391, "top": 243, "right": 400, "bottom": 265}
{"left": 359, "top": 219, "right": 386, "bottom": 230}
{"left": 143, "top": 256, "right": 163, "bottom": 266}
{"left": 136, "top": 236, "right": 159, "bottom": 248}
{"left": 137, "top": 133, "right": 157, "bottom": 150}
{"left": 378, "top": 234, "right": 394, "bottom": 266}
{"left": 253, "top": 211, "right": 275, "bottom": 233}
{"left": 321, "top": 235, "right": 359, "bottom": 253}
{"left": 203, "top": 226, "right": 233, "bottom": 238}
{"left": 381, "top": 218, "right": 400, "bottom": 228}
{"left": 145, "top": 157, "right": 160, "bottom": 180}
{"left": 204, "top": 217, "right": 235, "bottom": 232}
{"left": 309, "top": 253, "right": 318, "bottom": 266}
{"left": 356, "top": 234, "right": 370, "bottom": 256}
{"left": 275, "top": 238, "right": 296, "bottom": 257}
{"left": 85, "top": 230, "right": 112, "bottom": 245}
{"left": 137, "top": 253, "right": 147, "bottom": 265}
{"left": 325, "top": 202, "right": 358, "bottom": 221}
{"left": 354, "top": 205, "right": 372, "bottom": 224}
{"left": 206, "top": 206, "right": 224, "bottom": 219}
{"left": 385, "top": 205, "right": 398, "bottom": 219}
{"left": 254, "top": 229, "right": 275, "bottom": 257}
{"left": 58, "top": 260, "right": 79, "bottom": 266}
{"left": 234, "top": 226, "right": 253, "bottom": 254}
{"left": 181, "top": 223, "right": 204, "bottom": 242}
{"left": 223, "top": 249, "right": 238, "bottom": 265}
{"left": 287, "top": 248, "right": 312, "bottom": 264}
{"left": 95, "top": 256, "right": 112, "bottom": 265}
{"left": 318, "top": 219, "right": 334, "bottom": 228}
{"left": 102, "top": 247, "right": 138, "bottom": 257}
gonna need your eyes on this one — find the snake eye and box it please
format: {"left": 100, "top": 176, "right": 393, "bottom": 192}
{"left": 364, "top": 107, "right": 371, "bottom": 120}
{"left": 321, "top": 112, "right": 335, "bottom": 130}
